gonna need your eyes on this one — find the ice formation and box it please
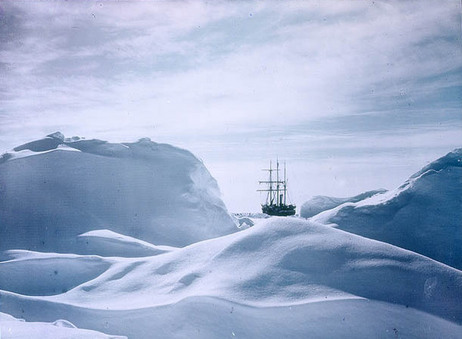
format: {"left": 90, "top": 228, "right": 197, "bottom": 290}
{"left": 0, "top": 138, "right": 461, "bottom": 338}
{"left": 0, "top": 133, "right": 237, "bottom": 253}
{"left": 0, "top": 312, "right": 126, "bottom": 339}
{"left": 1, "top": 218, "right": 461, "bottom": 338}
{"left": 311, "top": 149, "right": 462, "bottom": 269}
{"left": 300, "top": 189, "right": 386, "bottom": 218}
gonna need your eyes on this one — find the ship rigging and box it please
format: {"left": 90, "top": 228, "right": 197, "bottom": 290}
{"left": 258, "top": 160, "right": 296, "bottom": 216}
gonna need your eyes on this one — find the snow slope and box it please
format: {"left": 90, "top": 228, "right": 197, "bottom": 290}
{"left": 1, "top": 218, "right": 461, "bottom": 338}
{"left": 1, "top": 140, "right": 461, "bottom": 338}
{"left": 0, "top": 312, "right": 126, "bottom": 339}
{"left": 0, "top": 133, "right": 236, "bottom": 252}
{"left": 311, "top": 149, "right": 462, "bottom": 270}
{"left": 300, "top": 189, "right": 386, "bottom": 218}
{"left": 76, "top": 229, "right": 176, "bottom": 258}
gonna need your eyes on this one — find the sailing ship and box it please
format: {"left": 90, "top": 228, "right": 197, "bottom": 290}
{"left": 258, "top": 160, "right": 296, "bottom": 216}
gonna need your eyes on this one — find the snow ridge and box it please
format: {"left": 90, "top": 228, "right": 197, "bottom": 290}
{"left": 300, "top": 189, "right": 387, "bottom": 218}
{"left": 1, "top": 140, "right": 461, "bottom": 338}
{"left": 0, "top": 133, "right": 237, "bottom": 253}
{"left": 311, "top": 148, "right": 462, "bottom": 270}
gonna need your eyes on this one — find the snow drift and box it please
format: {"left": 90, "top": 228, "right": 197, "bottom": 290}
{"left": 0, "top": 133, "right": 236, "bottom": 252}
{"left": 1, "top": 218, "right": 461, "bottom": 338}
{"left": 311, "top": 149, "right": 462, "bottom": 270}
{"left": 0, "top": 312, "right": 126, "bottom": 339}
{"left": 300, "top": 189, "right": 386, "bottom": 218}
{"left": 1, "top": 139, "right": 461, "bottom": 338}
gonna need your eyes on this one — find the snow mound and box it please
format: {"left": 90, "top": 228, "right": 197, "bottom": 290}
{"left": 77, "top": 229, "right": 176, "bottom": 257}
{"left": 233, "top": 212, "right": 270, "bottom": 219}
{"left": 0, "top": 312, "right": 126, "bottom": 339}
{"left": 0, "top": 133, "right": 236, "bottom": 251}
{"left": 0, "top": 250, "right": 111, "bottom": 296}
{"left": 312, "top": 149, "right": 462, "bottom": 270}
{"left": 1, "top": 218, "right": 461, "bottom": 338}
{"left": 300, "top": 189, "right": 387, "bottom": 218}
{"left": 231, "top": 214, "right": 255, "bottom": 229}
{"left": 2, "top": 140, "right": 461, "bottom": 338}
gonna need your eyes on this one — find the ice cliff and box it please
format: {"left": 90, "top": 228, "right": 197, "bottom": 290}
{"left": 0, "top": 133, "right": 236, "bottom": 252}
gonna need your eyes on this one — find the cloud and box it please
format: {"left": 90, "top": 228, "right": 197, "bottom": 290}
{"left": 0, "top": 1, "right": 460, "bottom": 153}
{"left": 3, "top": 3, "right": 460, "bottom": 106}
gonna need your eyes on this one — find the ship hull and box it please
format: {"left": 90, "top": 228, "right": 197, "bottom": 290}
{"left": 262, "top": 204, "right": 296, "bottom": 216}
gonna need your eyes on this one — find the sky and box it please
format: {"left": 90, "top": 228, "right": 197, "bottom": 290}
{"left": 1, "top": 0, "right": 461, "bottom": 212}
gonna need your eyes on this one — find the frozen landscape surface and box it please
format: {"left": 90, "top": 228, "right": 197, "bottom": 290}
{"left": 0, "top": 132, "right": 237, "bottom": 253}
{"left": 0, "top": 135, "right": 461, "bottom": 338}
{"left": 300, "top": 189, "right": 387, "bottom": 218}
{"left": 0, "top": 312, "right": 126, "bottom": 339}
{"left": 310, "top": 149, "right": 462, "bottom": 270}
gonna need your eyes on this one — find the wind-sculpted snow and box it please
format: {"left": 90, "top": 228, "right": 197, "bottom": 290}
{"left": 76, "top": 230, "right": 176, "bottom": 257}
{"left": 0, "top": 250, "right": 111, "bottom": 296}
{"left": 0, "top": 312, "right": 126, "bottom": 339}
{"left": 0, "top": 218, "right": 461, "bottom": 338}
{"left": 0, "top": 133, "right": 236, "bottom": 251}
{"left": 312, "top": 149, "right": 462, "bottom": 270}
{"left": 1, "top": 142, "right": 461, "bottom": 338}
{"left": 300, "top": 189, "right": 387, "bottom": 218}
{"left": 1, "top": 297, "right": 460, "bottom": 339}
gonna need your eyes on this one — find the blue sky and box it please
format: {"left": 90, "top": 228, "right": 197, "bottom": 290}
{"left": 1, "top": 0, "right": 461, "bottom": 211}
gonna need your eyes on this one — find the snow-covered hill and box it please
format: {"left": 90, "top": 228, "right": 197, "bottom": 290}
{"left": 0, "top": 133, "right": 236, "bottom": 252}
{"left": 311, "top": 149, "right": 462, "bottom": 270}
{"left": 1, "top": 140, "right": 461, "bottom": 338}
{"left": 300, "top": 189, "right": 386, "bottom": 218}
{"left": 1, "top": 218, "right": 461, "bottom": 338}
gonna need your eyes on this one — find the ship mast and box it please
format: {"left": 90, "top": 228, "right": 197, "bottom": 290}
{"left": 284, "top": 161, "right": 287, "bottom": 205}
{"left": 258, "top": 160, "right": 284, "bottom": 206}
{"left": 269, "top": 160, "right": 273, "bottom": 204}
{"left": 276, "top": 159, "right": 280, "bottom": 206}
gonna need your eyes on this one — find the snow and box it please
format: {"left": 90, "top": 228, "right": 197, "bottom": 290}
{"left": 300, "top": 189, "right": 387, "bottom": 218}
{"left": 0, "top": 312, "right": 126, "bottom": 339}
{"left": 0, "top": 137, "right": 461, "bottom": 338}
{"left": 1, "top": 218, "right": 461, "bottom": 338}
{"left": 0, "top": 133, "right": 237, "bottom": 252}
{"left": 76, "top": 229, "right": 176, "bottom": 257}
{"left": 311, "top": 148, "right": 462, "bottom": 270}
{"left": 231, "top": 213, "right": 258, "bottom": 229}
{"left": 0, "top": 250, "right": 112, "bottom": 296}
